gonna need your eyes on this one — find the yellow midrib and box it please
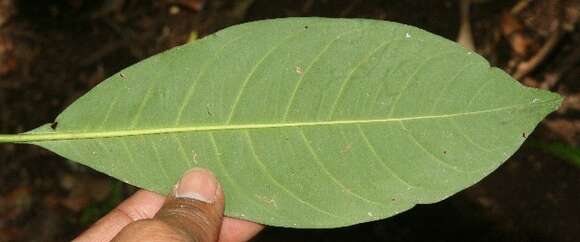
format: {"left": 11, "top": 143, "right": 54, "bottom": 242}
{"left": 0, "top": 99, "right": 557, "bottom": 143}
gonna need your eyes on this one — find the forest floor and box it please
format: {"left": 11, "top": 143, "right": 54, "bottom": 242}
{"left": 0, "top": 0, "right": 578, "bottom": 241}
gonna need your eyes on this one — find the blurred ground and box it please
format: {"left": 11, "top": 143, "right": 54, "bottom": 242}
{"left": 0, "top": 0, "right": 578, "bottom": 241}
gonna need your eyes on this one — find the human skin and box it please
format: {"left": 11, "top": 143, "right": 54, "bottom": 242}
{"left": 73, "top": 169, "right": 264, "bottom": 242}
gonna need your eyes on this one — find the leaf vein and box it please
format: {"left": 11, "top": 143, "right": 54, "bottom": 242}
{"left": 281, "top": 29, "right": 360, "bottom": 121}
{"left": 207, "top": 132, "right": 281, "bottom": 218}
{"left": 227, "top": 30, "right": 308, "bottom": 123}
{"left": 298, "top": 129, "right": 383, "bottom": 206}
{"left": 429, "top": 61, "right": 477, "bottom": 114}
{"left": 97, "top": 90, "right": 121, "bottom": 129}
{"left": 175, "top": 31, "right": 255, "bottom": 125}
{"left": 244, "top": 131, "right": 342, "bottom": 219}
{"left": 387, "top": 50, "right": 462, "bottom": 117}
{"left": 129, "top": 82, "right": 156, "bottom": 128}
{"left": 95, "top": 140, "right": 116, "bottom": 175}
{"left": 327, "top": 27, "right": 400, "bottom": 119}
{"left": 172, "top": 133, "right": 193, "bottom": 168}
{"left": 119, "top": 139, "right": 146, "bottom": 183}
{"left": 10, "top": 97, "right": 560, "bottom": 143}
{"left": 355, "top": 124, "right": 418, "bottom": 191}
{"left": 146, "top": 137, "right": 172, "bottom": 183}
{"left": 448, "top": 118, "right": 493, "bottom": 152}
{"left": 398, "top": 121, "right": 468, "bottom": 172}
{"left": 465, "top": 77, "right": 495, "bottom": 109}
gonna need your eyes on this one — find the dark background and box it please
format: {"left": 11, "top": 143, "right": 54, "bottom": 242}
{"left": 0, "top": 0, "right": 578, "bottom": 241}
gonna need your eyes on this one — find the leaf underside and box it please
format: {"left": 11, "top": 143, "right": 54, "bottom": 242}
{"left": 12, "top": 18, "right": 562, "bottom": 228}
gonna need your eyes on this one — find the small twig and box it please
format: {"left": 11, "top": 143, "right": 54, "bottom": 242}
{"left": 551, "top": 40, "right": 580, "bottom": 81}
{"left": 79, "top": 42, "right": 124, "bottom": 67}
{"left": 302, "top": 0, "right": 315, "bottom": 14}
{"left": 339, "top": 0, "right": 361, "bottom": 17}
{"left": 513, "top": 23, "right": 561, "bottom": 80}
{"left": 511, "top": 0, "right": 534, "bottom": 14}
{"left": 457, "top": 0, "right": 475, "bottom": 50}
{"left": 229, "top": 0, "right": 255, "bottom": 20}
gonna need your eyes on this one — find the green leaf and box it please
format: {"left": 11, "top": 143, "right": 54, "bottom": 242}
{"left": 0, "top": 18, "right": 562, "bottom": 228}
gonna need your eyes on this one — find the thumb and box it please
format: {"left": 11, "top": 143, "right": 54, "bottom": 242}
{"left": 113, "top": 168, "right": 224, "bottom": 242}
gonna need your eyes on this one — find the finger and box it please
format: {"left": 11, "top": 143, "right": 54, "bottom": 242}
{"left": 112, "top": 168, "right": 224, "bottom": 242}
{"left": 73, "top": 190, "right": 165, "bottom": 242}
{"left": 219, "top": 218, "right": 264, "bottom": 242}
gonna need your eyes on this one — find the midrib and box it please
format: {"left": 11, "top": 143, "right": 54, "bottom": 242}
{"left": 0, "top": 99, "right": 556, "bottom": 143}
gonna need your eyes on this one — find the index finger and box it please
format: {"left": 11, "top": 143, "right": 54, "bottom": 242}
{"left": 73, "top": 190, "right": 165, "bottom": 242}
{"left": 73, "top": 189, "right": 264, "bottom": 242}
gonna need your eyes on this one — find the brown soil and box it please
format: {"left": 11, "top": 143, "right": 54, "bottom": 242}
{"left": 0, "top": 0, "right": 578, "bottom": 241}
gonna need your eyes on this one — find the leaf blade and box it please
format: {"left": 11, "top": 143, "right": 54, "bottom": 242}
{"left": 3, "top": 17, "right": 562, "bottom": 228}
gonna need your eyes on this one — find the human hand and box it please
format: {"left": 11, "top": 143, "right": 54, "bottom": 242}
{"left": 74, "top": 168, "right": 263, "bottom": 242}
